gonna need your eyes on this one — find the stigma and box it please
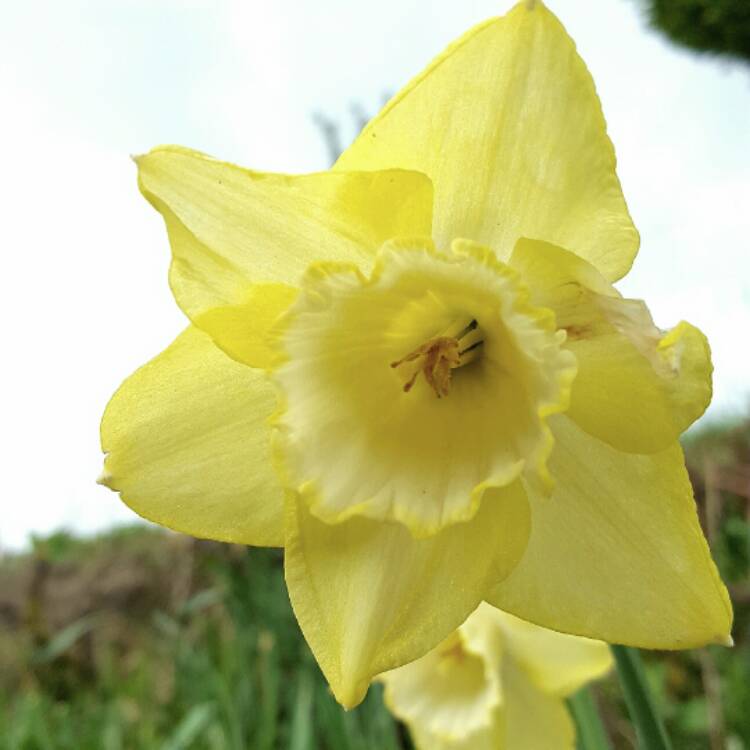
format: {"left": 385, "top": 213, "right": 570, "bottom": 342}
{"left": 391, "top": 318, "right": 483, "bottom": 398}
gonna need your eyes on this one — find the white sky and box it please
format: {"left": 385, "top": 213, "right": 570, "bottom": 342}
{"left": 1, "top": 0, "right": 748, "bottom": 550}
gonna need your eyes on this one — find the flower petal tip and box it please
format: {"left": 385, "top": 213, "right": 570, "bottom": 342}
{"left": 335, "top": 680, "right": 370, "bottom": 711}
{"left": 718, "top": 634, "right": 734, "bottom": 648}
{"left": 96, "top": 468, "right": 113, "bottom": 488}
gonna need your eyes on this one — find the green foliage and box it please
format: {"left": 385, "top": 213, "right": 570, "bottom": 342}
{"left": 0, "top": 543, "right": 408, "bottom": 750}
{"left": 611, "top": 646, "right": 672, "bottom": 750}
{"left": 639, "top": 0, "right": 750, "bottom": 63}
{"left": 568, "top": 687, "right": 613, "bottom": 750}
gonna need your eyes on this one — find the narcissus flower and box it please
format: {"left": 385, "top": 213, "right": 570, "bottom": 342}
{"left": 380, "top": 603, "right": 612, "bottom": 750}
{"left": 100, "top": 0, "right": 732, "bottom": 708}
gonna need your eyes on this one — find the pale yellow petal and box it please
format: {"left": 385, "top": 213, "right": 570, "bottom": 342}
{"left": 136, "top": 146, "right": 433, "bottom": 362}
{"left": 100, "top": 327, "right": 283, "bottom": 546}
{"left": 566, "top": 319, "right": 711, "bottom": 453}
{"left": 510, "top": 238, "right": 712, "bottom": 453}
{"left": 502, "top": 657, "right": 575, "bottom": 750}
{"left": 284, "top": 481, "right": 530, "bottom": 708}
{"left": 336, "top": 3, "right": 638, "bottom": 281}
{"left": 658, "top": 321, "right": 713, "bottom": 423}
{"left": 487, "top": 416, "right": 732, "bottom": 648}
{"left": 491, "top": 609, "right": 612, "bottom": 697}
{"left": 380, "top": 629, "right": 501, "bottom": 742}
{"left": 194, "top": 283, "right": 298, "bottom": 369}
{"left": 409, "top": 711, "right": 505, "bottom": 750}
{"left": 408, "top": 655, "right": 575, "bottom": 750}
{"left": 458, "top": 604, "right": 507, "bottom": 674}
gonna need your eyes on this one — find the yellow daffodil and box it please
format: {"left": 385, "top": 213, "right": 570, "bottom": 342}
{"left": 380, "top": 603, "right": 613, "bottom": 750}
{"left": 99, "top": 0, "right": 732, "bottom": 709}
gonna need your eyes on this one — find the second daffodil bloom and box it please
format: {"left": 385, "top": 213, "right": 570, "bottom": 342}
{"left": 100, "top": 0, "right": 732, "bottom": 708}
{"left": 381, "top": 603, "right": 613, "bottom": 750}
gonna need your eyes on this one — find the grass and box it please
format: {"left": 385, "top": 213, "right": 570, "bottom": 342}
{"left": 0, "top": 416, "right": 748, "bottom": 749}
{"left": 0, "top": 539, "right": 409, "bottom": 750}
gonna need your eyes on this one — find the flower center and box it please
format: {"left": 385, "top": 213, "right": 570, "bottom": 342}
{"left": 437, "top": 636, "right": 468, "bottom": 665}
{"left": 390, "top": 318, "right": 483, "bottom": 398}
{"left": 272, "top": 239, "right": 576, "bottom": 534}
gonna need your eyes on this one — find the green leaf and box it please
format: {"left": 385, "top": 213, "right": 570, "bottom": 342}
{"left": 163, "top": 702, "right": 216, "bottom": 750}
{"left": 612, "top": 645, "right": 673, "bottom": 750}
{"left": 289, "top": 671, "right": 314, "bottom": 750}
{"left": 568, "top": 687, "right": 613, "bottom": 750}
{"left": 33, "top": 615, "right": 98, "bottom": 664}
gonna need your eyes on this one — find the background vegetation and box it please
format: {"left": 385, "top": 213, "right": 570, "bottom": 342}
{"left": 638, "top": 0, "right": 750, "bottom": 63}
{"left": 1, "top": 417, "right": 748, "bottom": 749}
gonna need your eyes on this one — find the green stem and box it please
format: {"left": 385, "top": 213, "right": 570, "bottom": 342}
{"left": 611, "top": 645, "right": 672, "bottom": 750}
{"left": 568, "top": 687, "right": 613, "bottom": 750}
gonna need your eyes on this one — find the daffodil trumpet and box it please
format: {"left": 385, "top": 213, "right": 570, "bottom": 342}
{"left": 380, "top": 603, "right": 613, "bottom": 750}
{"left": 100, "top": 0, "right": 732, "bottom": 709}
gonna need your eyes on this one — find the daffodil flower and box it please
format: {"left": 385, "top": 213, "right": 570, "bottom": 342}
{"left": 100, "top": 0, "right": 732, "bottom": 708}
{"left": 380, "top": 603, "right": 612, "bottom": 750}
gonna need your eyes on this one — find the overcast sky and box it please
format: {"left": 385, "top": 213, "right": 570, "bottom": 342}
{"left": 1, "top": 0, "right": 748, "bottom": 550}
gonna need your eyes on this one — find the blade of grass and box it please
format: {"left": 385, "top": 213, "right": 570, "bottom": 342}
{"left": 289, "top": 670, "right": 314, "bottom": 750}
{"left": 32, "top": 615, "right": 98, "bottom": 664}
{"left": 163, "top": 702, "right": 216, "bottom": 750}
{"left": 611, "top": 645, "right": 672, "bottom": 750}
{"left": 568, "top": 686, "right": 613, "bottom": 750}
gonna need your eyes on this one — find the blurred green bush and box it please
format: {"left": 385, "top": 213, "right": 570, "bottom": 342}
{"left": 639, "top": 0, "right": 750, "bottom": 63}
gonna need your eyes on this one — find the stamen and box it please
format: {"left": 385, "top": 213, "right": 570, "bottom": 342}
{"left": 391, "top": 318, "right": 483, "bottom": 397}
{"left": 438, "top": 640, "right": 466, "bottom": 663}
{"left": 435, "top": 634, "right": 468, "bottom": 674}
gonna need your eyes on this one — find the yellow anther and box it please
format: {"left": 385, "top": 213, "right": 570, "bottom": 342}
{"left": 391, "top": 319, "right": 483, "bottom": 397}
